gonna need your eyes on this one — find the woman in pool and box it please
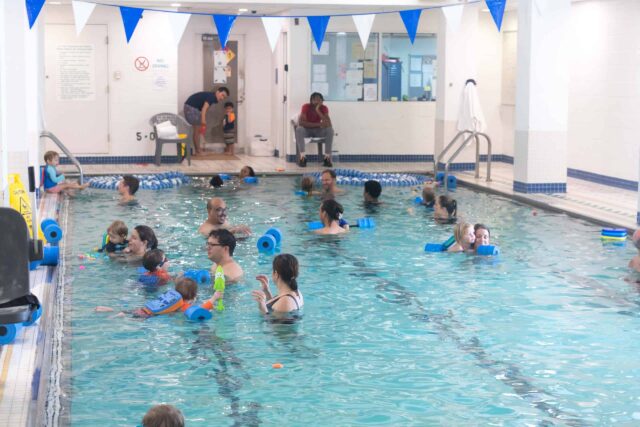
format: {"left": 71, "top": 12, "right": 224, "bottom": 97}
{"left": 448, "top": 222, "right": 475, "bottom": 253}
{"left": 252, "top": 254, "right": 304, "bottom": 315}
{"left": 120, "top": 225, "right": 158, "bottom": 261}
{"left": 473, "top": 223, "right": 491, "bottom": 251}
{"left": 434, "top": 195, "right": 457, "bottom": 224}
{"left": 315, "top": 199, "right": 348, "bottom": 235}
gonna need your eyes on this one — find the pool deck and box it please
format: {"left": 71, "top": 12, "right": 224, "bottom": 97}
{"left": 60, "top": 155, "right": 639, "bottom": 230}
{"left": 1, "top": 156, "right": 638, "bottom": 426}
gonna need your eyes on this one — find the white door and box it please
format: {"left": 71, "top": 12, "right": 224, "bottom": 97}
{"left": 44, "top": 24, "right": 109, "bottom": 154}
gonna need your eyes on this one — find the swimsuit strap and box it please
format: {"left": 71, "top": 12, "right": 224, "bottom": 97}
{"left": 266, "top": 293, "right": 300, "bottom": 313}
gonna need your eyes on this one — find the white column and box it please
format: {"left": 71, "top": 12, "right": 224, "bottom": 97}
{"left": 435, "top": 5, "right": 478, "bottom": 169}
{"left": 0, "top": 0, "right": 43, "bottom": 200}
{"left": 0, "top": 2, "right": 8, "bottom": 205}
{"left": 513, "top": 0, "right": 570, "bottom": 193}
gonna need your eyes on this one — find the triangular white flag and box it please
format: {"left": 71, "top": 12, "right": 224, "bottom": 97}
{"left": 71, "top": 0, "right": 96, "bottom": 35}
{"left": 261, "top": 17, "right": 285, "bottom": 53}
{"left": 352, "top": 14, "right": 375, "bottom": 50}
{"left": 442, "top": 4, "right": 464, "bottom": 33}
{"left": 167, "top": 12, "right": 191, "bottom": 45}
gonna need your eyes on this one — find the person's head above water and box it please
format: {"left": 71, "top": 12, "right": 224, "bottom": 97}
{"left": 320, "top": 199, "right": 343, "bottom": 224}
{"left": 301, "top": 176, "right": 314, "bottom": 193}
{"left": 209, "top": 174, "right": 224, "bottom": 188}
{"left": 364, "top": 180, "right": 382, "bottom": 202}
{"left": 239, "top": 166, "right": 255, "bottom": 179}
{"left": 321, "top": 169, "right": 337, "bottom": 192}
{"left": 474, "top": 223, "right": 491, "bottom": 247}
{"left": 142, "top": 248, "right": 168, "bottom": 273}
{"left": 206, "top": 229, "right": 236, "bottom": 263}
{"left": 434, "top": 195, "right": 457, "bottom": 220}
{"left": 206, "top": 198, "right": 227, "bottom": 225}
{"left": 272, "top": 254, "right": 299, "bottom": 291}
{"left": 633, "top": 229, "right": 640, "bottom": 250}
{"left": 128, "top": 225, "right": 158, "bottom": 255}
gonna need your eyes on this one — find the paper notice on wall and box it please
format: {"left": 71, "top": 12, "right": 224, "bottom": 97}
{"left": 351, "top": 42, "right": 364, "bottom": 58}
{"left": 313, "top": 64, "right": 327, "bottom": 82}
{"left": 55, "top": 44, "right": 96, "bottom": 101}
{"left": 346, "top": 69, "right": 363, "bottom": 85}
{"left": 214, "top": 66, "right": 227, "bottom": 84}
{"left": 153, "top": 74, "right": 169, "bottom": 91}
{"left": 363, "top": 83, "right": 377, "bottom": 101}
{"left": 410, "top": 56, "right": 422, "bottom": 72}
{"left": 312, "top": 42, "right": 329, "bottom": 55}
{"left": 313, "top": 72, "right": 327, "bottom": 83}
{"left": 345, "top": 83, "right": 362, "bottom": 100}
{"left": 363, "top": 62, "right": 376, "bottom": 79}
{"left": 311, "top": 82, "right": 329, "bottom": 95}
{"left": 214, "top": 50, "right": 227, "bottom": 66}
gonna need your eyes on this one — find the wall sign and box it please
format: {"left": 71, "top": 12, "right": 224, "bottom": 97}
{"left": 134, "top": 56, "right": 149, "bottom": 71}
{"left": 55, "top": 44, "right": 96, "bottom": 101}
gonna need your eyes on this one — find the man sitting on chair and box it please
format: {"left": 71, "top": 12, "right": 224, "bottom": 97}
{"left": 296, "top": 92, "right": 334, "bottom": 168}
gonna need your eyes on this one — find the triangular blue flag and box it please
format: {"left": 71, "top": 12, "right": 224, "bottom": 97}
{"left": 307, "top": 16, "right": 330, "bottom": 52}
{"left": 212, "top": 15, "right": 237, "bottom": 48}
{"left": 25, "top": 0, "right": 46, "bottom": 29}
{"left": 119, "top": 6, "right": 143, "bottom": 43}
{"left": 399, "top": 9, "right": 422, "bottom": 44}
{"left": 485, "top": 0, "right": 507, "bottom": 31}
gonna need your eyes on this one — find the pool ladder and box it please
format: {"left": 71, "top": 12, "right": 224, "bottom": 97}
{"left": 434, "top": 130, "right": 492, "bottom": 191}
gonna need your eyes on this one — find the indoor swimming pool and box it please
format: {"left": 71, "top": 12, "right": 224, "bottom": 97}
{"left": 58, "top": 176, "right": 640, "bottom": 426}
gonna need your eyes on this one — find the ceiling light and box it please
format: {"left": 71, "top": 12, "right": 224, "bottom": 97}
{"left": 238, "top": 8, "right": 248, "bottom": 12}
{"left": 48, "top": 1, "right": 62, "bottom": 4}
{"left": 337, "top": 32, "right": 346, "bottom": 36}
{"left": 170, "top": 3, "right": 181, "bottom": 6}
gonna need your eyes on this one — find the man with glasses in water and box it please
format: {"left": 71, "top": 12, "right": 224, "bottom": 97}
{"left": 206, "top": 229, "right": 243, "bottom": 284}
{"left": 198, "top": 197, "right": 251, "bottom": 237}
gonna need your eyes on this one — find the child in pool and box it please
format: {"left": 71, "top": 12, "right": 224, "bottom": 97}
{"left": 98, "top": 220, "right": 129, "bottom": 253}
{"left": 300, "top": 176, "right": 318, "bottom": 196}
{"left": 434, "top": 195, "right": 457, "bottom": 223}
{"left": 141, "top": 404, "right": 184, "bottom": 427}
{"left": 95, "top": 277, "right": 222, "bottom": 318}
{"left": 448, "top": 222, "right": 475, "bottom": 253}
{"left": 421, "top": 186, "right": 436, "bottom": 208}
{"left": 209, "top": 174, "right": 224, "bottom": 188}
{"left": 140, "top": 249, "right": 172, "bottom": 286}
{"left": 474, "top": 223, "right": 491, "bottom": 251}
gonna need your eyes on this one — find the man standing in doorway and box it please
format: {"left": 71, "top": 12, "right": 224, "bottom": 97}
{"left": 183, "top": 87, "right": 230, "bottom": 155}
{"left": 295, "top": 92, "right": 334, "bottom": 168}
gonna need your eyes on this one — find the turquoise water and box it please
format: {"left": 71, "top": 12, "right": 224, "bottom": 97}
{"left": 64, "top": 177, "right": 640, "bottom": 426}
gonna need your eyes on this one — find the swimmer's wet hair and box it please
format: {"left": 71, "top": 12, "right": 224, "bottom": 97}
{"left": 142, "top": 249, "right": 165, "bottom": 272}
{"left": 208, "top": 228, "right": 236, "bottom": 256}
{"left": 437, "top": 195, "right": 457, "bottom": 218}
{"left": 453, "top": 222, "right": 473, "bottom": 245}
{"left": 422, "top": 186, "right": 435, "bottom": 203}
{"left": 122, "top": 175, "right": 140, "bottom": 195}
{"left": 474, "top": 223, "right": 490, "bottom": 236}
{"left": 135, "top": 225, "right": 158, "bottom": 250}
{"left": 108, "top": 220, "right": 128, "bottom": 238}
{"left": 301, "top": 176, "right": 314, "bottom": 192}
{"left": 174, "top": 278, "right": 197, "bottom": 302}
{"left": 321, "top": 199, "right": 343, "bottom": 221}
{"left": 273, "top": 254, "right": 299, "bottom": 292}
{"left": 242, "top": 166, "right": 255, "bottom": 177}
{"left": 44, "top": 151, "right": 59, "bottom": 162}
{"left": 364, "top": 180, "right": 382, "bottom": 199}
{"left": 142, "top": 404, "right": 185, "bottom": 427}
{"left": 209, "top": 175, "right": 224, "bottom": 188}
{"left": 322, "top": 169, "right": 336, "bottom": 179}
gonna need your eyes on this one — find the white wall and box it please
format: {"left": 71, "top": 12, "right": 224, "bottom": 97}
{"left": 0, "top": 0, "right": 44, "bottom": 200}
{"left": 568, "top": 0, "right": 639, "bottom": 181}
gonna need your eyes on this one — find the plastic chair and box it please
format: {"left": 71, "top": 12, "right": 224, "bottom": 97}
{"left": 0, "top": 208, "right": 41, "bottom": 326}
{"left": 149, "top": 113, "right": 194, "bottom": 166}
{"left": 291, "top": 114, "right": 337, "bottom": 162}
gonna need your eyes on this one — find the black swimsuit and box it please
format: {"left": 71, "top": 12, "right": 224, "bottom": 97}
{"left": 266, "top": 294, "right": 300, "bottom": 314}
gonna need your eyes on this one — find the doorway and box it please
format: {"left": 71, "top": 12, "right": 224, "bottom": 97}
{"left": 44, "top": 24, "right": 109, "bottom": 154}
{"left": 201, "top": 35, "right": 244, "bottom": 150}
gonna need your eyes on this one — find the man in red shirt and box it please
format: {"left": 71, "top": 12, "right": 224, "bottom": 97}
{"left": 295, "top": 92, "right": 334, "bottom": 167}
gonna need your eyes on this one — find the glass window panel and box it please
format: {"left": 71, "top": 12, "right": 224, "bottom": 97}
{"left": 381, "top": 34, "right": 437, "bottom": 102}
{"left": 310, "top": 33, "right": 378, "bottom": 102}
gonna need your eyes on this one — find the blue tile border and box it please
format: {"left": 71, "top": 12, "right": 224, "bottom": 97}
{"left": 60, "top": 156, "right": 180, "bottom": 165}
{"left": 568, "top": 168, "right": 638, "bottom": 192}
{"left": 286, "top": 154, "right": 434, "bottom": 163}
{"left": 513, "top": 181, "right": 567, "bottom": 194}
{"left": 637, "top": 212, "right": 640, "bottom": 225}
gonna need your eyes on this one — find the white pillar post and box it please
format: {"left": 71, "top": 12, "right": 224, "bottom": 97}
{"left": 513, "top": 0, "right": 570, "bottom": 193}
{"left": 434, "top": 5, "right": 478, "bottom": 170}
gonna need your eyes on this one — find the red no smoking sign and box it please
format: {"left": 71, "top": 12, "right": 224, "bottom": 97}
{"left": 134, "top": 56, "right": 149, "bottom": 71}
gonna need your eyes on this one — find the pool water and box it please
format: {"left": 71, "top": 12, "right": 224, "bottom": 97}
{"left": 63, "top": 176, "right": 640, "bottom": 426}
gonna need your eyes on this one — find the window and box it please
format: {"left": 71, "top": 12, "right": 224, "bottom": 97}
{"left": 381, "top": 34, "right": 437, "bottom": 102}
{"left": 310, "top": 32, "right": 379, "bottom": 102}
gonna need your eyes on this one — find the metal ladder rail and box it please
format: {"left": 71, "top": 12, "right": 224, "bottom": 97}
{"left": 433, "top": 130, "right": 473, "bottom": 176}
{"left": 40, "top": 131, "right": 84, "bottom": 184}
{"left": 441, "top": 131, "right": 493, "bottom": 191}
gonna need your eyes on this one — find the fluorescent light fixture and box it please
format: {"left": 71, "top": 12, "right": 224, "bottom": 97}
{"left": 48, "top": 1, "right": 62, "bottom": 4}
{"left": 170, "top": 3, "right": 181, "bottom": 6}
{"left": 239, "top": 8, "right": 248, "bottom": 12}
{"left": 337, "top": 32, "right": 346, "bottom": 36}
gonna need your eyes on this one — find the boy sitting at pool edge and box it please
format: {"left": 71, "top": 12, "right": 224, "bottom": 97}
{"left": 43, "top": 150, "right": 90, "bottom": 194}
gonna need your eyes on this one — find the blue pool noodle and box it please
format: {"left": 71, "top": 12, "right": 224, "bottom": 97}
{"left": 265, "top": 228, "right": 282, "bottom": 245}
{"left": 447, "top": 175, "right": 457, "bottom": 189}
{"left": 138, "top": 274, "right": 160, "bottom": 285}
{"left": 23, "top": 307, "right": 42, "bottom": 327}
{"left": 308, "top": 221, "right": 324, "bottom": 231}
{"left": 476, "top": 245, "right": 500, "bottom": 256}
{"left": 41, "top": 246, "right": 59, "bottom": 266}
{"left": 257, "top": 234, "right": 277, "bottom": 252}
{"left": 425, "top": 236, "right": 456, "bottom": 252}
{"left": 43, "top": 223, "right": 63, "bottom": 244}
{"left": 184, "top": 270, "right": 211, "bottom": 286}
{"left": 244, "top": 177, "right": 258, "bottom": 184}
{"left": 184, "top": 306, "right": 212, "bottom": 322}
{"left": 0, "top": 323, "right": 22, "bottom": 345}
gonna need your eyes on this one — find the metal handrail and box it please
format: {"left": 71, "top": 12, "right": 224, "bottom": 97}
{"left": 40, "top": 131, "right": 84, "bottom": 184}
{"left": 436, "top": 130, "right": 492, "bottom": 191}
